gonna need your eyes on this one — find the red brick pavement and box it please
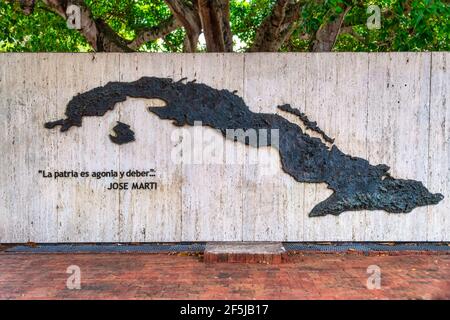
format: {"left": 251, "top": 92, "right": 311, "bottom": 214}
{"left": 0, "top": 252, "right": 448, "bottom": 300}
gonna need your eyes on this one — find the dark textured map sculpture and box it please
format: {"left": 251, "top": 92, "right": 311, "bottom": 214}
{"left": 44, "top": 77, "right": 444, "bottom": 217}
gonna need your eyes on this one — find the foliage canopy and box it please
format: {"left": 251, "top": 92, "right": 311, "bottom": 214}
{"left": 1, "top": 0, "right": 449, "bottom": 52}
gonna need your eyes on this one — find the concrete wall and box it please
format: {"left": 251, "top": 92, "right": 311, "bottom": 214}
{"left": 0, "top": 52, "right": 448, "bottom": 242}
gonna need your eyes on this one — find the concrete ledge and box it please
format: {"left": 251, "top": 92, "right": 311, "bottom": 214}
{"left": 204, "top": 242, "right": 287, "bottom": 264}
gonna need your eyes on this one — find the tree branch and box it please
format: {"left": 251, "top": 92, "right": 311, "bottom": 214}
{"left": 94, "top": 18, "right": 134, "bottom": 52}
{"left": 311, "top": 6, "right": 351, "bottom": 52}
{"left": 128, "top": 16, "right": 181, "bottom": 50}
{"left": 164, "top": 0, "right": 202, "bottom": 52}
{"left": 249, "top": 0, "right": 303, "bottom": 52}
{"left": 339, "top": 25, "right": 365, "bottom": 43}
{"left": 16, "top": 0, "right": 36, "bottom": 14}
{"left": 13, "top": 0, "right": 133, "bottom": 52}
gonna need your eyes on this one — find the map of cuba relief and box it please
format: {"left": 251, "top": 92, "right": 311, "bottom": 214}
{"left": 44, "top": 77, "right": 444, "bottom": 217}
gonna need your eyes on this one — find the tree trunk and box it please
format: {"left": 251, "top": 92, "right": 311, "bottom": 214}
{"left": 249, "top": 0, "right": 303, "bottom": 52}
{"left": 164, "top": 0, "right": 202, "bottom": 52}
{"left": 311, "top": 6, "right": 351, "bottom": 52}
{"left": 197, "top": 0, "right": 232, "bottom": 52}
